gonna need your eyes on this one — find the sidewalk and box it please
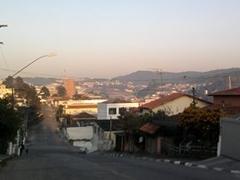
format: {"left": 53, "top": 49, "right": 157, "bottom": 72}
{"left": 0, "top": 154, "right": 10, "bottom": 166}
{"left": 195, "top": 156, "right": 240, "bottom": 172}
{"left": 103, "top": 152, "right": 240, "bottom": 175}
{"left": 0, "top": 154, "right": 16, "bottom": 168}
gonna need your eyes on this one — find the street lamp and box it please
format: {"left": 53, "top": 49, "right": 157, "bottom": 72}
{"left": 9, "top": 53, "right": 56, "bottom": 156}
{"left": 11, "top": 53, "right": 56, "bottom": 106}
{"left": 12, "top": 53, "right": 56, "bottom": 77}
{"left": 0, "top": 24, "right": 8, "bottom": 44}
{"left": 0, "top": 25, "right": 8, "bottom": 28}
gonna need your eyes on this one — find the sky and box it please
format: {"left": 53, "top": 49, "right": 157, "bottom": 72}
{"left": 0, "top": 0, "right": 240, "bottom": 79}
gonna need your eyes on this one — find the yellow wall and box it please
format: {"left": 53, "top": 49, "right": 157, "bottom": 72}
{"left": 65, "top": 107, "right": 97, "bottom": 115}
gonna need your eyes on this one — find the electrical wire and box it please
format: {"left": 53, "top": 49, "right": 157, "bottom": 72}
{"left": 0, "top": 46, "right": 9, "bottom": 68}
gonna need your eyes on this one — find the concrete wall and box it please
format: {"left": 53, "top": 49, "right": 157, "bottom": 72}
{"left": 220, "top": 117, "right": 240, "bottom": 160}
{"left": 66, "top": 127, "right": 93, "bottom": 140}
{"left": 65, "top": 125, "right": 112, "bottom": 152}
{"left": 153, "top": 96, "right": 209, "bottom": 116}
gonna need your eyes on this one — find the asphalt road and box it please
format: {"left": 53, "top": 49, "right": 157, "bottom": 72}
{"left": 0, "top": 106, "right": 239, "bottom": 180}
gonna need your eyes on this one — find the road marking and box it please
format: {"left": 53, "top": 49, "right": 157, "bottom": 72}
{"left": 174, "top": 161, "right": 181, "bottom": 165}
{"left": 197, "top": 165, "right": 208, "bottom": 169}
{"left": 231, "top": 170, "right": 240, "bottom": 174}
{"left": 213, "top": 167, "right": 223, "bottom": 172}
{"left": 164, "top": 159, "right": 170, "bottom": 163}
{"left": 184, "top": 162, "right": 192, "bottom": 167}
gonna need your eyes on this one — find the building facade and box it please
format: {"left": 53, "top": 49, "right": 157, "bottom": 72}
{"left": 97, "top": 101, "right": 139, "bottom": 120}
{"left": 142, "top": 93, "right": 211, "bottom": 116}
{"left": 209, "top": 87, "right": 240, "bottom": 108}
{"left": 64, "top": 79, "right": 76, "bottom": 98}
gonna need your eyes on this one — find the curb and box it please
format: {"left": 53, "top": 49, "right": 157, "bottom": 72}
{"left": 104, "top": 152, "right": 240, "bottom": 175}
{"left": 0, "top": 155, "right": 15, "bottom": 167}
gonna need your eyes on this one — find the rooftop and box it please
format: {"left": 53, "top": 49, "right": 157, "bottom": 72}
{"left": 66, "top": 104, "right": 97, "bottom": 109}
{"left": 209, "top": 87, "right": 240, "bottom": 96}
{"left": 142, "top": 93, "right": 211, "bottom": 110}
{"left": 101, "top": 99, "right": 136, "bottom": 104}
{"left": 71, "top": 112, "right": 96, "bottom": 120}
{"left": 139, "top": 122, "right": 160, "bottom": 134}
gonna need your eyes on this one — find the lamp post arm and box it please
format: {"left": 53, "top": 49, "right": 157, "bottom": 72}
{"left": 12, "top": 55, "right": 49, "bottom": 77}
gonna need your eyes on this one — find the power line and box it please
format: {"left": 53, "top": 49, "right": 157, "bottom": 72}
{"left": 0, "top": 67, "right": 62, "bottom": 78}
{"left": 0, "top": 46, "right": 9, "bottom": 68}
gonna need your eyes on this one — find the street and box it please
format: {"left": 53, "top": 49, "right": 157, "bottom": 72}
{"left": 0, "top": 106, "right": 239, "bottom": 180}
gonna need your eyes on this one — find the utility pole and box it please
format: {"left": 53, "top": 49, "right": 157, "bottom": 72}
{"left": 192, "top": 87, "right": 197, "bottom": 106}
{"left": 228, "top": 76, "right": 232, "bottom": 89}
{"left": 0, "top": 25, "right": 8, "bottom": 28}
{"left": 109, "top": 116, "right": 113, "bottom": 150}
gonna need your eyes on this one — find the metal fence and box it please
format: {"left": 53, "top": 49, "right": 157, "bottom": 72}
{"left": 162, "top": 142, "right": 217, "bottom": 158}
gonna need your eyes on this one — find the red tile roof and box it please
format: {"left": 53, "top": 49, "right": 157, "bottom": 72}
{"left": 141, "top": 93, "right": 211, "bottom": 110}
{"left": 209, "top": 87, "right": 240, "bottom": 96}
{"left": 102, "top": 99, "right": 132, "bottom": 104}
{"left": 140, "top": 122, "right": 160, "bottom": 134}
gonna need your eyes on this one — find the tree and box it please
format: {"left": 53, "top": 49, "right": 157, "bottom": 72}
{"left": 119, "top": 108, "right": 143, "bottom": 133}
{"left": 3, "top": 76, "right": 14, "bottom": 88}
{"left": 118, "top": 108, "right": 174, "bottom": 152}
{"left": 0, "top": 98, "right": 22, "bottom": 153}
{"left": 178, "top": 105, "right": 221, "bottom": 146}
{"left": 40, "top": 86, "right": 50, "bottom": 98}
{"left": 56, "top": 85, "right": 66, "bottom": 97}
{"left": 3, "top": 76, "right": 40, "bottom": 107}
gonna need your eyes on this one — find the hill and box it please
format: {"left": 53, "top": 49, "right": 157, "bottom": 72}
{"left": 114, "top": 68, "right": 240, "bottom": 84}
{"left": 23, "top": 77, "right": 58, "bottom": 86}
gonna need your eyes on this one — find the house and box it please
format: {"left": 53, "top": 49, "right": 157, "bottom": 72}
{"left": 63, "top": 112, "right": 122, "bottom": 151}
{"left": 60, "top": 99, "right": 107, "bottom": 115}
{"left": 141, "top": 93, "right": 211, "bottom": 116}
{"left": 64, "top": 119, "right": 112, "bottom": 152}
{"left": 65, "top": 125, "right": 100, "bottom": 153}
{"left": 209, "top": 87, "right": 240, "bottom": 114}
{"left": 97, "top": 100, "right": 139, "bottom": 120}
{"left": 139, "top": 118, "right": 178, "bottom": 155}
{"left": 95, "top": 120, "right": 124, "bottom": 150}
{"left": 53, "top": 98, "right": 106, "bottom": 108}
{"left": 62, "top": 112, "right": 96, "bottom": 127}
{"left": 64, "top": 103, "right": 98, "bottom": 115}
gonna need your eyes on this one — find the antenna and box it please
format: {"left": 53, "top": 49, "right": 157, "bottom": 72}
{"left": 228, "top": 76, "right": 232, "bottom": 89}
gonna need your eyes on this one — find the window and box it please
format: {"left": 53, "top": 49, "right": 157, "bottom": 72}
{"left": 108, "top": 108, "right": 117, "bottom": 115}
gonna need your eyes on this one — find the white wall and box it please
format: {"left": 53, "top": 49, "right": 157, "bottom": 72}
{"left": 153, "top": 96, "right": 209, "bottom": 115}
{"left": 97, "top": 102, "right": 139, "bottom": 120}
{"left": 220, "top": 117, "right": 240, "bottom": 160}
{"left": 65, "top": 125, "right": 111, "bottom": 152}
{"left": 97, "top": 103, "right": 108, "bottom": 119}
{"left": 66, "top": 127, "right": 93, "bottom": 140}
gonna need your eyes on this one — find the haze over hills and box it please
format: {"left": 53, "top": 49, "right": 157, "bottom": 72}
{"left": 23, "top": 77, "right": 58, "bottom": 86}
{"left": 21, "top": 68, "right": 240, "bottom": 100}
{"left": 113, "top": 68, "right": 240, "bottom": 85}
{"left": 22, "top": 68, "right": 240, "bottom": 87}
